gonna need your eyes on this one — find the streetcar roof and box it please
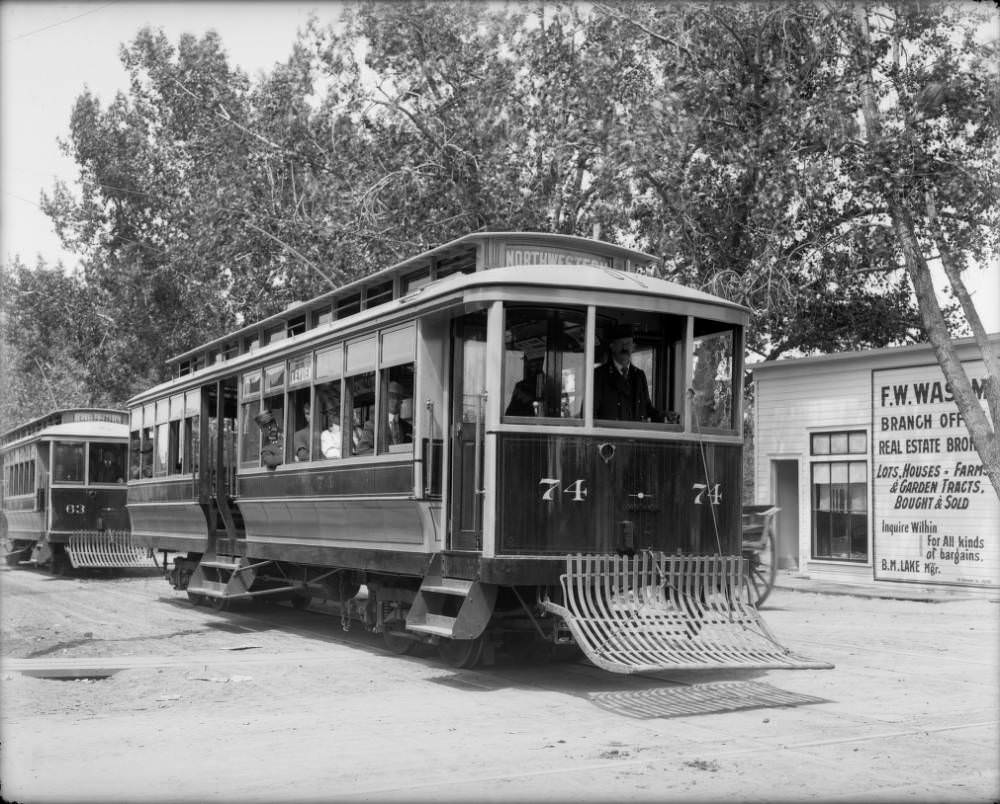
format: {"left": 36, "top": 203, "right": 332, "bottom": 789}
{"left": 1, "top": 421, "right": 129, "bottom": 452}
{"left": 30, "top": 422, "right": 128, "bottom": 442}
{"left": 165, "top": 232, "right": 665, "bottom": 371}
{"left": 1, "top": 408, "right": 129, "bottom": 450}
{"left": 460, "top": 264, "right": 748, "bottom": 310}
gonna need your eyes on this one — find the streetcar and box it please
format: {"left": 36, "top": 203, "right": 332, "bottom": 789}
{"left": 1, "top": 408, "right": 155, "bottom": 574}
{"left": 127, "top": 232, "right": 827, "bottom": 673}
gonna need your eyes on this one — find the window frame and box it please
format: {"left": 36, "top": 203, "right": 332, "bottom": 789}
{"left": 810, "top": 429, "right": 869, "bottom": 563}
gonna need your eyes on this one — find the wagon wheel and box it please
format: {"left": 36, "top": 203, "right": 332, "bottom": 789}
{"left": 747, "top": 528, "right": 777, "bottom": 607}
{"left": 438, "top": 635, "right": 485, "bottom": 669}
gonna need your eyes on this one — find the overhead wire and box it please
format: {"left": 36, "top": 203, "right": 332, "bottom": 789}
{"left": 3, "top": 2, "right": 120, "bottom": 44}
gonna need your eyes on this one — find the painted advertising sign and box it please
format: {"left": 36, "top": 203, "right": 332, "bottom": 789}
{"left": 872, "top": 362, "right": 998, "bottom": 587}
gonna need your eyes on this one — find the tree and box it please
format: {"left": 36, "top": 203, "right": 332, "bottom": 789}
{"left": 0, "top": 257, "right": 110, "bottom": 431}
{"left": 594, "top": 1, "right": 932, "bottom": 361}
{"left": 846, "top": 1, "right": 1000, "bottom": 496}
{"left": 26, "top": 0, "right": 995, "bottom": 490}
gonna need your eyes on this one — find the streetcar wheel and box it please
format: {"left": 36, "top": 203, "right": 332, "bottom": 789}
{"left": 209, "top": 595, "right": 231, "bottom": 612}
{"left": 382, "top": 620, "right": 415, "bottom": 655}
{"left": 50, "top": 552, "right": 71, "bottom": 577}
{"left": 748, "top": 529, "right": 777, "bottom": 607}
{"left": 438, "top": 635, "right": 485, "bottom": 669}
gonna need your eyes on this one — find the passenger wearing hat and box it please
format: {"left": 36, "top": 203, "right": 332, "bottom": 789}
{"left": 292, "top": 402, "right": 312, "bottom": 462}
{"left": 593, "top": 323, "right": 663, "bottom": 422}
{"left": 254, "top": 409, "right": 284, "bottom": 468}
{"left": 385, "top": 380, "right": 412, "bottom": 446}
{"left": 505, "top": 348, "right": 549, "bottom": 417}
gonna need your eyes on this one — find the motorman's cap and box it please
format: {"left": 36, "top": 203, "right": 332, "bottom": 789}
{"left": 254, "top": 410, "right": 275, "bottom": 427}
{"left": 607, "top": 323, "right": 635, "bottom": 342}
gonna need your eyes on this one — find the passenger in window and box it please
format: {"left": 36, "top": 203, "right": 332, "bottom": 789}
{"left": 352, "top": 408, "right": 374, "bottom": 455}
{"left": 386, "top": 381, "right": 413, "bottom": 445}
{"left": 320, "top": 391, "right": 342, "bottom": 459}
{"left": 95, "top": 450, "right": 124, "bottom": 483}
{"left": 255, "top": 410, "right": 284, "bottom": 468}
{"left": 129, "top": 437, "right": 141, "bottom": 479}
{"left": 505, "top": 352, "right": 548, "bottom": 417}
{"left": 140, "top": 439, "right": 154, "bottom": 477}
{"left": 593, "top": 324, "right": 663, "bottom": 423}
{"left": 321, "top": 416, "right": 342, "bottom": 459}
{"left": 293, "top": 402, "right": 311, "bottom": 462}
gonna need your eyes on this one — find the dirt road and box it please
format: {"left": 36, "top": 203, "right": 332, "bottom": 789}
{"left": 1, "top": 565, "right": 997, "bottom": 802}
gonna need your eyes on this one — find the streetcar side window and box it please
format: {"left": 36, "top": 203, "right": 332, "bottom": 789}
{"left": 315, "top": 380, "right": 343, "bottom": 459}
{"left": 691, "top": 320, "right": 738, "bottom": 432}
{"left": 182, "top": 388, "right": 200, "bottom": 477}
{"left": 502, "top": 305, "right": 586, "bottom": 421}
{"left": 315, "top": 344, "right": 344, "bottom": 461}
{"left": 153, "top": 398, "right": 170, "bottom": 477}
{"left": 166, "top": 393, "right": 183, "bottom": 475}
{"left": 288, "top": 387, "right": 312, "bottom": 463}
{"left": 53, "top": 441, "right": 85, "bottom": 483}
{"left": 141, "top": 403, "right": 154, "bottom": 477}
{"left": 346, "top": 336, "right": 376, "bottom": 456}
{"left": 287, "top": 354, "right": 314, "bottom": 463}
{"left": 240, "top": 370, "right": 263, "bottom": 468}
{"left": 379, "top": 325, "right": 416, "bottom": 454}
{"left": 346, "top": 372, "right": 376, "bottom": 456}
{"left": 36, "top": 443, "right": 50, "bottom": 490}
{"left": 261, "top": 363, "right": 286, "bottom": 468}
{"left": 129, "top": 407, "right": 141, "bottom": 479}
{"left": 379, "top": 364, "right": 414, "bottom": 454}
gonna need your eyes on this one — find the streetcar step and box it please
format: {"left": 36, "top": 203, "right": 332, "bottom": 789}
{"left": 405, "top": 617, "right": 456, "bottom": 637}
{"left": 407, "top": 561, "right": 497, "bottom": 640}
{"left": 418, "top": 579, "right": 473, "bottom": 596}
{"left": 197, "top": 560, "right": 244, "bottom": 571}
{"left": 542, "top": 552, "right": 833, "bottom": 674}
{"left": 186, "top": 555, "right": 257, "bottom": 600}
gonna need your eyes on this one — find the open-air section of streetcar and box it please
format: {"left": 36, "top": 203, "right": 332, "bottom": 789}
{"left": 1, "top": 408, "right": 156, "bottom": 574}
{"left": 125, "top": 232, "right": 831, "bottom": 673}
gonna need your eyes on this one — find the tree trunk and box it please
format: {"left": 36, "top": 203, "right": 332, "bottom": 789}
{"left": 891, "top": 199, "right": 1000, "bottom": 498}
{"left": 856, "top": 5, "right": 1000, "bottom": 500}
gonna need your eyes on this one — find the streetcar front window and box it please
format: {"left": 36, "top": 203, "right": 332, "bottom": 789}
{"left": 502, "top": 305, "right": 585, "bottom": 421}
{"left": 90, "top": 443, "right": 126, "bottom": 484}
{"left": 691, "top": 321, "right": 738, "bottom": 432}
{"left": 593, "top": 310, "right": 685, "bottom": 427}
{"left": 53, "top": 441, "right": 84, "bottom": 483}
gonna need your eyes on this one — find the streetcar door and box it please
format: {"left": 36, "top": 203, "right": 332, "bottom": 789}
{"left": 202, "top": 377, "right": 241, "bottom": 539}
{"left": 449, "top": 311, "right": 488, "bottom": 551}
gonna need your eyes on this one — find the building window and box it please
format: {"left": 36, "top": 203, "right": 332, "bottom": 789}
{"left": 811, "top": 430, "right": 868, "bottom": 561}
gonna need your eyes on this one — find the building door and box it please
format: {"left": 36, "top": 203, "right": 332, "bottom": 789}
{"left": 448, "top": 312, "right": 488, "bottom": 551}
{"left": 772, "top": 459, "right": 800, "bottom": 570}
